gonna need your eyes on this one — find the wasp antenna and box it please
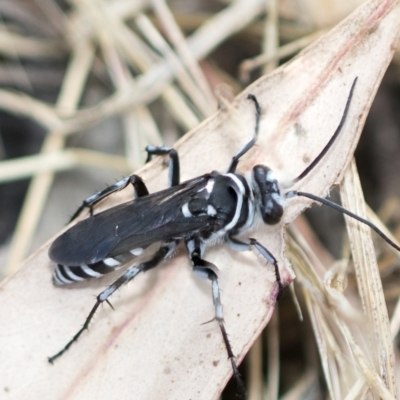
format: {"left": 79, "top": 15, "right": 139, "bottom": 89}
{"left": 292, "top": 77, "right": 358, "bottom": 184}
{"left": 287, "top": 190, "right": 400, "bottom": 252}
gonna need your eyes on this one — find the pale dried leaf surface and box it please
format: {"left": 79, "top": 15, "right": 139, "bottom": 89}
{"left": 300, "top": 0, "right": 366, "bottom": 28}
{"left": 1, "top": 1, "right": 400, "bottom": 399}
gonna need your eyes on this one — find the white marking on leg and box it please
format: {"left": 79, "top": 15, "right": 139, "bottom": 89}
{"left": 212, "top": 281, "right": 223, "bottom": 320}
{"left": 86, "top": 193, "right": 99, "bottom": 203}
{"left": 216, "top": 304, "right": 223, "bottom": 320}
{"left": 99, "top": 265, "right": 142, "bottom": 295}
{"left": 186, "top": 239, "right": 195, "bottom": 256}
{"left": 194, "top": 268, "right": 209, "bottom": 280}
{"left": 253, "top": 242, "right": 275, "bottom": 265}
{"left": 113, "top": 177, "right": 129, "bottom": 189}
{"left": 124, "top": 266, "right": 142, "bottom": 280}
{"left": 212, "top": 280, "right": 220, "bottom": 301}
{"left": 99, "top": 285, "right": 117, "bottom": 302}
{"left": 225, "top": 235, "right": 250, "bottom": 252}
{"left": 199, "top": 240, "right": 206, "bottom": 257}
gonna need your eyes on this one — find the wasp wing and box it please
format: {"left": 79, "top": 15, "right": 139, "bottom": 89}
{"left": 49, "top": 175, "right": 216, "bottom": 266}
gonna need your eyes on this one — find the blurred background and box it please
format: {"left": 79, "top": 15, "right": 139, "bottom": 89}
{"left": 0, "top": 0, "right": 399, "bottom": 398}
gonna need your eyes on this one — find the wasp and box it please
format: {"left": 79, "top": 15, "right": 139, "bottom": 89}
{"left": 48, "top": 77, "right": 399, "bottom": 395}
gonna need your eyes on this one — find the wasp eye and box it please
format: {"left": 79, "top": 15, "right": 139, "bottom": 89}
{"left": 253, "top": 165, "right": 283, "bottom": 225}
{"left": 261, "top": 195, "right": 283, "bottom": 225}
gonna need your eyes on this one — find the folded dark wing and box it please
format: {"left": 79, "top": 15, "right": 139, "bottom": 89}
{"left": 49, "top": 175, "right": 214, "bottom": 266}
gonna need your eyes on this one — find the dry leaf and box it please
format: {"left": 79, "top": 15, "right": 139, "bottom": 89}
{"left": 1, "top": 0, "right": 400, "bottom": 399}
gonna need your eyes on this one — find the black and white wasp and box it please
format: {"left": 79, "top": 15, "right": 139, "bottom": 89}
{"left": 48, "top": 77, "right": 400, "bottom": 394}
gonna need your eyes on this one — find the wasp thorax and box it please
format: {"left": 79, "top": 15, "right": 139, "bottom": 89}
{"left": 252, "top": 165, "right": 284, "bottom": 225}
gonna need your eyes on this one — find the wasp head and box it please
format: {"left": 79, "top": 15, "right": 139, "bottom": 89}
{"left": 252, "top": 165, "right": 284, "bottom": 225}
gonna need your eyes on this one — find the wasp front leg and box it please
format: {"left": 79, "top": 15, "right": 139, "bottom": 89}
{"left": 225, "top": 234, "right": 283, "bottom": 299}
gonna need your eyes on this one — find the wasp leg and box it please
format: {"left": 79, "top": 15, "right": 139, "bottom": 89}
{"left": 227, "top": 94, "right": 262, "bottom": 174}
{"left": 224, "top": 234, "right": 251, "bottom": 252}
{"left": 248, "top": 238, "right": 283, "bottom": 299}
{"left": 145, "top": 146, "right": 180, "bottom": 187}
{"left": 69, "top": 175, "right": 149, "bottom": 222}
{"left": 185, "top": 237, "right": 246, "bottom": 398}
{"left": 225, "top": 235, "right": 283, "bottom": 299}
{"left": 48, "top": 241, "right": 178, "bottom": 364}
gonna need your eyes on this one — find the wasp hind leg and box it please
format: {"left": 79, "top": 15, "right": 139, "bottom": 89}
{"left": 69, "top": 175, "right": 149, "bottom": 222}
{"left": 48, "top": 241, "right": 178, "bottom": 364}
{"left": 185, "top": 237, "right": 246, "bottom": 398}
